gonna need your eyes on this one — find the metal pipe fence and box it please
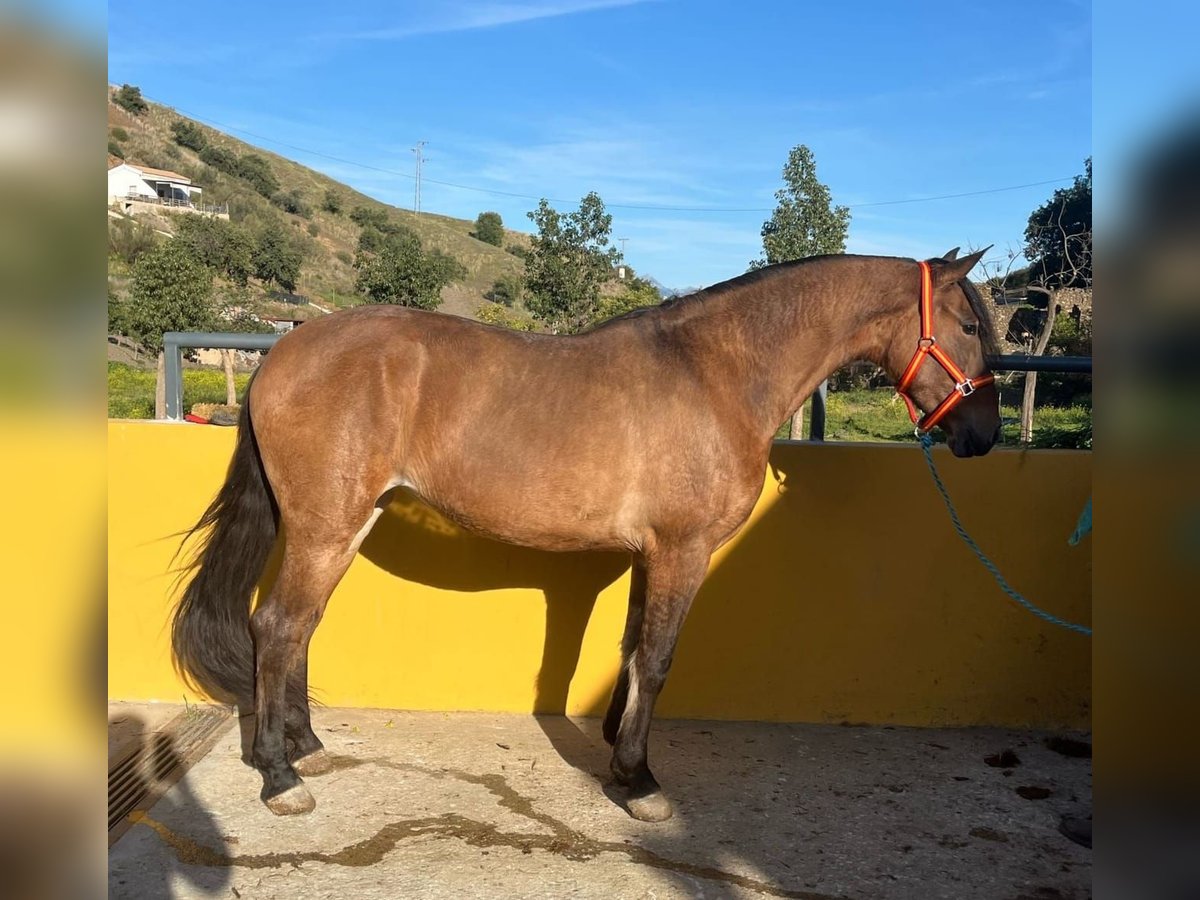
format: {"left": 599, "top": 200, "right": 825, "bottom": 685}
{"left": 161, "top": 333, "right": 1092, "bottom": 442}
{"left": 804, "top": 355, "right": 1091, "bottom": 441}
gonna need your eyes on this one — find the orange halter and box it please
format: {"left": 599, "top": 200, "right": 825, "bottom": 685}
{"left": 895, "top": 261, "right": 995, "bottom": 433}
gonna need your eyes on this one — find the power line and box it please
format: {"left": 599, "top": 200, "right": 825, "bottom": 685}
{"left": 156, "top": 99, "right": 1073, "bottom": 215}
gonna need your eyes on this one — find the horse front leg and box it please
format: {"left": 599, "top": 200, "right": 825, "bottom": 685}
{"left": 610, "top": 543, "right": 711, "bottom": 822}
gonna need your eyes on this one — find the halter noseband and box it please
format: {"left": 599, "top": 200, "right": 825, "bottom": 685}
{"left": 895, "top": 260, "right": 995, "bottom": 433}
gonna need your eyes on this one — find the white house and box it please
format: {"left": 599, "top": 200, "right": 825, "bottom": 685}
{"left": 107, "top": 162, "right": 203, "bottom": 207}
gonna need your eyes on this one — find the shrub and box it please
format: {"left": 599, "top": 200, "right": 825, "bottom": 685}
{"left": 322, "top": 189, "right": 343, "bottom": 215}
{"left": 236, "top": 154, "right": 279, "bottom": 199}
{"left": 505, "top": 242, "right": 530, "bottom": 261}
{"left": 488, "top": 275, "right": 523, "bottom": 306}
{"left": 199, "top": 144, "right": 239, "bottom": 176}
{"left": 110, "top": 126, "right": 128, "bottom": 142}
{"left": 473, "top": 211, "right": 504, "bottom": 246}
{"left": 107, "top": 140, "right": 125, "bottom": 159}
{"left": 307, "top": 222, "right": 320, "bottom": 237}
{"left": 108, "top": 217, "right": 157, "bottom": 264}
{"left": 112, "top": 84, "right": 147, "bottom": 115}
{"left": 170, "top": 119, "right": 207, "bottom": 151}
{"left": 273, "top": 188, "right": 311, "bottom": 218}
{"left": 476, "top": 302, "right": 536, "bottom": 332}
{"left": 335, "top": 250, "right": 353, "bottom": 265}
{"left": 349, "top": 205, "right": 390, "bottom": 231}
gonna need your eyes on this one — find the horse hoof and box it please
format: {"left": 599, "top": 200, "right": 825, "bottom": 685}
{"left": 264, "top": 783, "right": 315, "bottom": 816}
{"left": 626, "top": 791, "right": 673, "bottom": 822}
{"left": 292, "top": 749, "right": 332, "bottom": 777}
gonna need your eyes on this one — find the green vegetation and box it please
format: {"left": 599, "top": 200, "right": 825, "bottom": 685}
{"left": 525, "top": 192, "right": 621, "bottom": 333}
{"left": 112, "top": 84, "right": 147, "bottom": 115}
{"left": 476, "top": 301, "right": 536, "bottom": 331}
{"left": 750, "top": 144, "right": 849, "bottom": 270}
{"left": 174, "top": 215, "right": 254, "bottom": 285}
{"left": 473, "top": 211, "right": 504, "bottom": 246}
{"left": 488, "top": 274, "right": 523, "bottom": 306}
{"left": 171, "top": 119, "right": 207, "bottom": 152}
{"left": 108, "top": 140, "right": 125, "bottom": 159}
{"left": 125, "top": 241, "right": 215, "bottom": 354}
{"left": 251, "top": 220, "right": 303, "bottom": 290}
{"left": 108, "top": 362, "right": 251, "bottom": 419}
{"left": 781, "top": 388, "right": 1091, "bottom": 449}
{"left": 110, "top": 126, "right": 129, "bottom": 142}
{"left": 322, "top": 189, "right": 343, "bottom": 215}
{"left": 1026, "top": 159, "right": 1091, "bottom": 287}
{"left": 355, "top": 230, "right": 466, "bottom": 309}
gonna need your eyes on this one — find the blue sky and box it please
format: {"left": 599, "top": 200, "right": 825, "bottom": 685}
{"left": 108, "top": 0, "right": 1091, "bottom": 289}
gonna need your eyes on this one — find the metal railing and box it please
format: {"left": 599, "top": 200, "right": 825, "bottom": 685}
{"left": 122, "top": 192, "right": 229, "bottom": 216}
{"left": 163, "top": 331, "right": 280, "bottom": 420}
{"left": 805, "top": 355, "right": 1092, "bottom": 441}
{"left": 162, "top": 332, "right": 1092, "bottom": 436}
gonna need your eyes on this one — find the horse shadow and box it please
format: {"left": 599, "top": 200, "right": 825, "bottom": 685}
{"left": 356, "top": 488, "right": 630, "bottom": 777}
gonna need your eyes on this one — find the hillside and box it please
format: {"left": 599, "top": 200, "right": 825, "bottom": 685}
{"left": 107, "top": 89, "right": 529, "bottom": 320}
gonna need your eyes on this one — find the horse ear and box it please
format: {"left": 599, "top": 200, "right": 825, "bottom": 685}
{"left": 942, "top": 247, "right": 960, "bottom": 261}
{"left": 929, "top": 246, "right": 990, "bottom": 285}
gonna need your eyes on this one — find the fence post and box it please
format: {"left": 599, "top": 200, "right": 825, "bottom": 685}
{"left": 163, "top": 334, "right": 184, "bottom": 421}
{"left": 809, "top": 380, "right": 827, "bottom": 441}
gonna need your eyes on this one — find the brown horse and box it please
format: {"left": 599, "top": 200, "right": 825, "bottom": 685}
{"left": 172, "top": 250, "right": 1000, "bottom": 821}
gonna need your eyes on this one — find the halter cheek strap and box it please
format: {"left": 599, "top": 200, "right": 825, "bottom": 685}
{"left": 895, "top": 261, "right": 995, "bottom": 433}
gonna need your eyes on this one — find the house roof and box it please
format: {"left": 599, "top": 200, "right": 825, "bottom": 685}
{"left": 132, "top": 163, "right": 192, "bottom": 184}
{"left": 106, "top": 161, "right": 193, "bottom": 184}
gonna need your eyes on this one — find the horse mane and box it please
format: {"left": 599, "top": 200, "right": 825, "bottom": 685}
{"left": 591, "top": 255, "right": 1000, "bottom": 352}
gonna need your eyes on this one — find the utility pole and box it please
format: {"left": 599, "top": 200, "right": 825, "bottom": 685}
{"left": 412, "top": 140, "right": 426, "bottom": 214}
{"left": 618, "top": 237, "right": 629, "bottom": 280}
{"left": 619, "top": 237, "right": 629, "bottom": 258}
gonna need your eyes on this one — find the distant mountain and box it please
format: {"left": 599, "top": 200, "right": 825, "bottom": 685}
{"left": 645, "top": 277, "right": 704, "bottom": 299}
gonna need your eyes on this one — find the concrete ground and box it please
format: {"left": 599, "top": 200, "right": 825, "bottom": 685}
{"left": 109, "top": 707, "right": 1091, "bottom": 899}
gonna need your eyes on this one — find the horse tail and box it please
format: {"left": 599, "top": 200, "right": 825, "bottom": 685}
{"left": 171, "top": 386, "right": 277, "bottom": 706}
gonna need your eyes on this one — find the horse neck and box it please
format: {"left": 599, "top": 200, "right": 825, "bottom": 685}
{"left": 670, "top": 257, "right": 912, "bottom": 434}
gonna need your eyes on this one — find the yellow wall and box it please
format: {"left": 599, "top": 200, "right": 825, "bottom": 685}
{"left": 108, "top": 421, "right": 1091, "bottom": 728}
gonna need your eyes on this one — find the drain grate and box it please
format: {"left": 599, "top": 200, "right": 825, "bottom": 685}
{"left": 108, "top": 706, "right": 233, "bottom": 844}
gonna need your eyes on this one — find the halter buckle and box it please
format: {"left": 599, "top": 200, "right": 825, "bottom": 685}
{"left": 955, "top": 378, "right": 976, "bottom": 397}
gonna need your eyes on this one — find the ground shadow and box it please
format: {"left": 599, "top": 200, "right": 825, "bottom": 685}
{"left": 357, "top": 489, "right": 629, "bottom": 775}
{"left": 109, "top": 715, "right": 232, "bottom": 898}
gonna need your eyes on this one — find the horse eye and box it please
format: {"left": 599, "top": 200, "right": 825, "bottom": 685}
{"left": 962, "top": 323, "right": 978, "bottom": 336}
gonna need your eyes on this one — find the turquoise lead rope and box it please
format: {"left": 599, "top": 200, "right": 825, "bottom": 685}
{"left": 918, "top": 432, "right": 1093, "bottom": 637}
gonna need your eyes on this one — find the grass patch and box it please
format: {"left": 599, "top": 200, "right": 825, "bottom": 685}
{"left": 108, "top": 361, "right": 252, "bottom": 419}
{"left": 779, "top": 388, "right": 1091, "bottom": 449}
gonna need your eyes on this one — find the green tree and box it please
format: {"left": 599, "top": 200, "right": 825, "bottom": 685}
{"left": 252, "top": 221, "right": 303, "bottom": 291}
{"left": 524, "top": 192, "right": 622, "bottom": 333}
{"left": 1025, "top": 159, "right": 1091, "bottom": 287}
{"left": 354, "top": 231, "right": 465, "bottom": 309}
{"left": 322, "top": 189, "right": 344, "bottom": 215}
{"left": 125, "top": 241, "right": 216, "bottom": 354}
{"left": 112, "top": 84, "right": 148, "bottom": 115}
{"left": 175, "top": 215, "right": 254, "bottom": 286}
{"left": 595, "top": 275, "right": 662, "bottom": 322}
{"left": 236, "top": 154, "right": 280, "bottom": 199}
{"left": 750, "top": 144, "right": 849, "bottom": 269}
{"left": 473, "top": 211, "right": 504, "bottom": 246}
{"left": 170, "top": 119, "right": 207, "bottom": 152}
{"left": 357, "top": 226, "right": 385, "bottom": 254}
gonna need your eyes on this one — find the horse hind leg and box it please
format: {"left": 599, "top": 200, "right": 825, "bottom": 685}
{"left": 610, "top": 544, "right": 710, "bottom": 822}
{"left": 603, "top": 559, "right": 646, "bottom": 746}
{"left": 250, "top": 517, "right": 373, "bottom": 814}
